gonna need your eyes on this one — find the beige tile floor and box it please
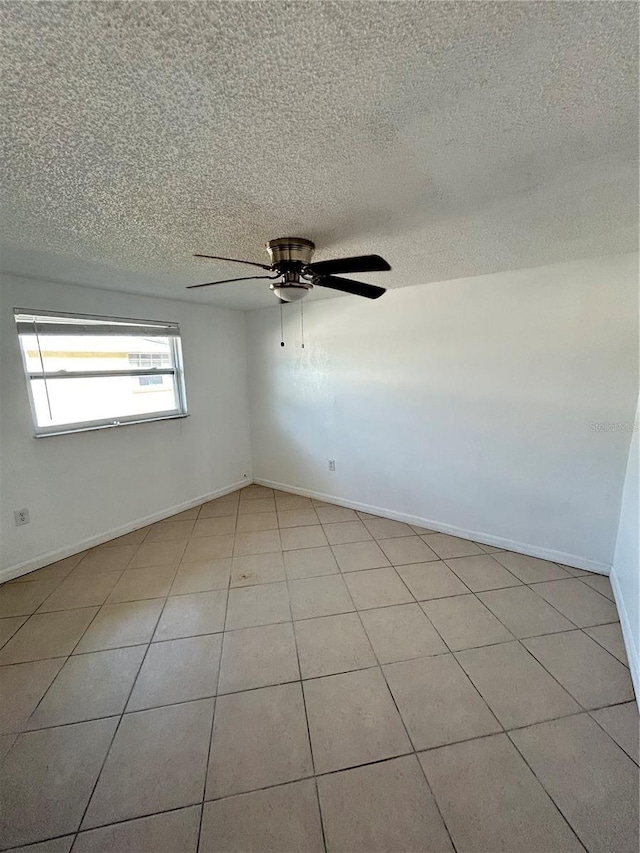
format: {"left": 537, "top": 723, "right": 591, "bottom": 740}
{"left": 0, "top": 485, "right": 638, "bottom": 852}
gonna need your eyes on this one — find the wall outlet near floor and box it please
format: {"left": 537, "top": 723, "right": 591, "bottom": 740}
{"left": 328, "top": 459, "right": 336, "bottom": 471}
{"left": 14, "top": 508, "right": 30, "bottom": 526}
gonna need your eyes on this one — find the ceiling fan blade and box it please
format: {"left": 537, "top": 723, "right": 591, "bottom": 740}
{"left": 313, "top": 274, "right": 386, "bottom": 300}
{"left": 186, "top": 275, "right": 275, "bottom": 290}
{"left": 306, "top": 254, "right": 391, "bottom": 276}
{"left": 194, "top": 253, "right": 273, "bottom": 271}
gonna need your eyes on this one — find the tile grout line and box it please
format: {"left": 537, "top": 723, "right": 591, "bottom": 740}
{"left": 443, "top": 550, "right": 524, "bottom": 587}
{"left": 580, "top": 625, "right": 631, "bottom": 668}
{"left": 12, "top": 571, "right": 623, "bottom": 625}
{"left": 461, "top": 569, "right": 631, "bottom": 689}
{"left": 3, "top": 535, "right": 170, "bottom": 738}
{"left": 575, "top": 575, "right": 616, "bottom": 602}
{"left": 348, "top": 587, "right": 464, "bottom": 852}
{"left": 196, "top": 520, "right": 236, "bottom": 852}
{"left": 514, "top": 579, "right": 605, "bottom": 628}
{"left": 505, "top": 727, "right": 592, "bottom": 852}
{"left": 477, "top": 582, "right": 583, "bottom": 634}
{"left": 445, "top": 573, "right": 633, "bottom": 721}
{"left": 9, "top": 670, "right": 635, "bottom": 739}
{"left": 68, "top": 566, "right": 174, "bottom": 849}
{"left": 414, "top": 746, "right": 461, "bottom": 853}
{"left": 40, "top": 802, "right": 203, "bottom": 851}
{"left": 587, "top": 705, "right": 640, "bottom": 767}
{"left": 512, "top": 635, "right": 631, "bottom": 717}
{"left": 285, "top": 573, "right": 329, "bottom": 853}
{"left": 17, "top": 580, "right": 131, "bottom": 726}
{"left": 69, "top": 797, "right": 208, "bottom": 843}
{"left": 0, "top": 562, "right": 87, "bottom": 657}
{"left": 2, "top": 709, "right": 633, "bottom": 838}
{"left": 7, "top": 708, "right": 613, "bottom": 853}
{"left": 1, "top": 545, "right": 628, "bottom": 707}
{"left": 1, "top": 568, "right": 627, "bottom": 669}
{"left": 338, "top": 552, "right": 633, "bottom": 793}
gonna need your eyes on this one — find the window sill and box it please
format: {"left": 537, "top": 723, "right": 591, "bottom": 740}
{"left": 34, "top": 413, "right": 189, "bottom": 438}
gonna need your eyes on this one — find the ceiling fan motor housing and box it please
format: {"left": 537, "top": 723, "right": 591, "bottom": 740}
{"left": 266, "top": 238, "right": 315, "bottom": 301}
{"left": 265, "top": 237, "right": 315, "bottom": 268}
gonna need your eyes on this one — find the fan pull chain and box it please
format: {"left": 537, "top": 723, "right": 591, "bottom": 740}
{"left": 300, "top": 302, "right": 305, "bottom": 349}
{"left": 280, "top": 302, "right": 285, "bottom": 347}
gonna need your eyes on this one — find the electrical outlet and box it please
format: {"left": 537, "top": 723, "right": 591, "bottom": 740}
{"left": 14, "top": 508, "right": 30, "bottom": 526}
{"left": 328, "top": 459, "right": 336, "bottom": 472}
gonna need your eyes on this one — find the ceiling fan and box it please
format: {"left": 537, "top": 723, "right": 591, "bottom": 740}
{"left": 186, "top": 237, "right": 391, "bottom": 302}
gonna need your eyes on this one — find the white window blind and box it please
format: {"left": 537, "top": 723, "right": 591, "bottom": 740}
{"left": 14, "top": 309, "right": 188, "bottom": 436}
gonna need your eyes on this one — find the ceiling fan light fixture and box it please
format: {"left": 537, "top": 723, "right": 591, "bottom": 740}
{"left": 271, "top": 283, "right": 311, "bottom": 302}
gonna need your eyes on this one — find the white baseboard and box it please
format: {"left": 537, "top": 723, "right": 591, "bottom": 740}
{"left": 610, "top": 571, "right": 640, "bottom": 708}
{"left": 0, "top": 479, "right": 250, "bottom": 584}
{"left": 5, "top": 474, "right": 613, "bottom": 584}
{"left": 255, "top": 478, "right": 611, "bottom": 576}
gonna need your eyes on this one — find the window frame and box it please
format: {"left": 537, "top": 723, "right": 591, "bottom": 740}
{"left": 14, "top": 308, "right": 189, "bottom": 437}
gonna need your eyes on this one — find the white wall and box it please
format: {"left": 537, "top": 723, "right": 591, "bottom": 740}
{"left": 611, "top": 397, "right": 639, "bottom": 701}
{"left": 2, "top": 254, "right": 637, "bottom": 584}
{"left": 0, "top": 274, "right": 252, "bottom": 578}
{"left": 248, "top": 252, "right": 639, "bottom": 572}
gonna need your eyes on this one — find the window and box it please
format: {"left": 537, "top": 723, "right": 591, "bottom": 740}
{"left": 15, "top": 309, "right": 188, "bottom": 436}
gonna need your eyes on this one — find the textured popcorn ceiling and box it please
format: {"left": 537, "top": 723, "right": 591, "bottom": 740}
{"left": 1, "top": 1, "right": 638, "bottom": 310}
